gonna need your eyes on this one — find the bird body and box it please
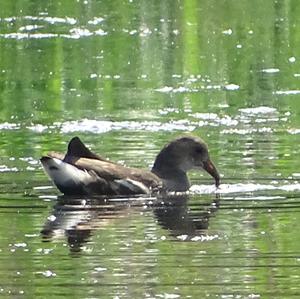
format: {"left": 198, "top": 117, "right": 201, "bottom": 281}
{"left": 41, "top": 136, "right": 220, "bottom": 196}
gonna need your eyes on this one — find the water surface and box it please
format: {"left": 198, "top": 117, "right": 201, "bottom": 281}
{"left": 1, "top": 0, "right": 300, "bottom": 298}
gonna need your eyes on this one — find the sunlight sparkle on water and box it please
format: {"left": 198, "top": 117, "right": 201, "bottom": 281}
{"left": 156, "top": 293, "right": 180, "bottom": 299}
{"left": 274, "top": 90, "right": 300, "bottom": 95}
{"left": 1, "top": 2, "right": 300, "bottom": 299}
{"left": 221, "top": 127, "right": 273, "bottom": 135}
{"left": 87, "top": 17, "right": 105, "bottom": 25}
{"left": 0, "top": 122, "right": 19, "bottom": 130}
{"left": 224, "top": 83, "right": 240, "bottom": 90}
{"left": 14, "top": 243, "right": 27, "bottom": 248}
{"left": 239, "top": 106, "right": 277, "bottom": 115}
{"left": 222, "top": 28, "right": 233, "bottom": 35}
{"left": 0, "top": 165, "right": 18, "bottom": 172}
{"left": 190, "top": 182, "right": 300, "bottom": 194}
{"left": 261, "top": 68, "right": 280, "bottom": 73}
{"left": 0, "top": 14, "right": 108, "bottom": 39}
{"left": 288, "top": 56, "right": 296, "bottom": 63}
{"left": 59, "top": 119, "right": 196, "bottom": 133}
{"left": 36, "top": 270, "right": 56, "bottom": 278}
{"left": 287, "top": 129, "right": 300, "bottom": 134}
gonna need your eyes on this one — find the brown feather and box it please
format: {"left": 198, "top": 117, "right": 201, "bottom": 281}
{"left": 72, "top": 157, "right": 162, "bottom": 190}
{"left": 46, "top": 152, "right": 162, "bottom": 191}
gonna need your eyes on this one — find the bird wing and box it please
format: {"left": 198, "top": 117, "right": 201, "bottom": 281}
{"left": 71, "top": 157, "right": 162, "bottom": 190}
{"left": 46, "top": 153, "right": 162, "bottom": 192}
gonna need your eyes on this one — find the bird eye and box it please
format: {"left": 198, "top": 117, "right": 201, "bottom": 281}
{"left": 195, "top": 147, "right": 203, "bottom": 155}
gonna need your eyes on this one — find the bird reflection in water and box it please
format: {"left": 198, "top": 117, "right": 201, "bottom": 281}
{"left": 153, "top": 194, "right": 220, "bottom": 239}
{"left": 41, "top": 194, "right": 220, "bottom": 253}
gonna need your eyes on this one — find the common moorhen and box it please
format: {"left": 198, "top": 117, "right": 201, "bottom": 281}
{"left": 40, "top": 136, "right": 220, "bottom": 195}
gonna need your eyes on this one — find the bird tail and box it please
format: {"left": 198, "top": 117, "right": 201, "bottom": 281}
{"left": 40, "top": 156, "right": 93, "bottom": 195}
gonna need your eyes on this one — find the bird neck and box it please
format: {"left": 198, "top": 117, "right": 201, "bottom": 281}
{"left": 151, "top": 156, "right": 190, "bottom": 192}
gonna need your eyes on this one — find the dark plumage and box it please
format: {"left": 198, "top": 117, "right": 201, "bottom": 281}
{"left": 40, "top": 136, "right": 220, "bottom": 196}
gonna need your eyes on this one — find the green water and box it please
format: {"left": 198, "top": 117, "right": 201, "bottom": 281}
{"left": 0, "top": 0, "right": 300, "bottom": 298}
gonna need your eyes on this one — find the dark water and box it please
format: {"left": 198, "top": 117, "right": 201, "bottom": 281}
{"left": 1, "top": 0, "right": 300, "bottom": 298}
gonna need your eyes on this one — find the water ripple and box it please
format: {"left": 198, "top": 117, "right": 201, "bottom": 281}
{"left": 0, "top": 165, "right": 18, "bottom": 172}
{"left": 155, "top": 83, "right": 239, "bottom": 93}
{"left": 54, "top": 119, "right": 195, "bottom": 133}
{"left": 0, "top": 111, "right": 297, "bottom": 136}
{"left": 261, "top": 68, "right": 280, "bottom": 73}
{"left": 288, "top": 129, "right": 300, "bottom": 134}
{"left": 274, "top": 90, "right": 300, "bottom": 95}
{"left": 0, "top": 15, "right": 107, "bottom": 40}
{"left": 221, "top": 127, "right": 273, "bottom": 135}
{"left": 239, "top": 106, "right": 277, "bottom": 115}
{"left": 0, "top": 122, "right": 19, "bottom": 130}
{"left": 190, "top": 182, "right": 300, "bottom": 195}
{"left": 1, "top": 15, "right": 77, "bottom": 25}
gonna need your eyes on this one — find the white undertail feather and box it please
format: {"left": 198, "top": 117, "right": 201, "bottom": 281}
{"left": 41, "top": 157, "right": 93, "bottom": 188}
